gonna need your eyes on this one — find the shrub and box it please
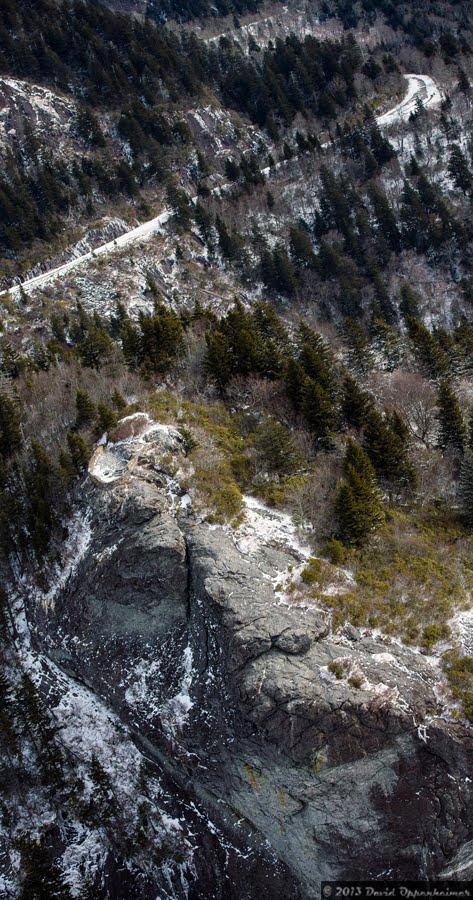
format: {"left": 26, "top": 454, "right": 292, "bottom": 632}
{"left": 422, "top": 623, "right": 451, "bottom": 651}
{"left": 300, "top": 558, "right": 334, "bottom": 592}
{"left": 309, "top": 503, "right": 473, "bottom": 645}
{"left": 323, "top": 538, "right": 347, "bottom": 565}
{"left": 442, "top": 652, "right": 473, "bottom": 722}
{"left": 328, "top": 659, "right": 345, "bottom": 680}
{"left": 214, "top": 482, "right": 243, "bottom": 521}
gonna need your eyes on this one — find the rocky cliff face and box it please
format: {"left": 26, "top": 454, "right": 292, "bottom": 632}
{"left": 29, "top": 415, "right": 473, "bottom": 898}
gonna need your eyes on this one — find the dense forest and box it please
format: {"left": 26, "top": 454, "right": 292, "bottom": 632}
{"left": 1, "top": 0, "right": 471, "bottom": 260}
{"left": 1, "top": 0, "right": 473, "bottom": 893}
{"left": 0, "top": 0, "right": 472, "bottom": 571}
{"left": 0, "top": 0, "right": 392, "bottom": 258}
{"left": 0, "top": 0, "right": 472, "bottom": 615}
{"left": 99, "top": 0, "right": 264, "bottom": 23}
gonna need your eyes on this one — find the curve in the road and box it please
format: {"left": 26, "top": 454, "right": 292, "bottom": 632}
{"left": 0, "top": 74, "right": 441, "bottom": 299}
{"left": 376, "top": 73, "right": 441, "bottom": 127}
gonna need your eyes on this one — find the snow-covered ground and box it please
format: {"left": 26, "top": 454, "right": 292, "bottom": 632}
{"left": 0, "top": 73, "right": 441, "bottom": 301}
{"left": 376, "top": 73, "right": 442, "bottom": 127}
{"left": 451, "top": 607, "right": 473, "bottom": 657}
{"left": 1, "top": 207, "right": 173, "bottom": 298}
{"left": 88, "top": 414, "right": 184, "bottom": 481}
{"left": 235, "top": 494, "right": 312, "bottom": 560}
{"left": 0, "top": 76, "right": 76, "bottom": 155}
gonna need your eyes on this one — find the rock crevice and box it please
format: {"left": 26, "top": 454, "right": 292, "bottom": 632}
{"left": 28, "top": 432, "right": 473, "bottom": 896}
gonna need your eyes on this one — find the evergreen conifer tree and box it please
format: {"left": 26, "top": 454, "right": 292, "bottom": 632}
{"left": 96, "top": 403, "right": 118, "bottom": 434}
{"left": 120, "top": 320, "right": 141, "bottom": 370}
{"left": 363, "top": 409, "right": 415, "bottom": 487}
{"left": 341, "top": 374, "right": 373, "bottom": 428}
{"left": 58, "top": 449, "right": 77, "bottom": 483}
{"left": 458, "top": 67, "right": 471, "bottom": 94}
{"left": 25, "top": 442, "right": 62, "bottom": 557}
{"left": 459, "top": 449, "right": 473, "bottom": 528}
{"left": 18, "top": 837, "right": 73, "bottom": 900}
{"left": 297, "top": 325, "right": 335, "bottom": 390}
{"left": 216, "top": 217, "right": 245, "bottom": 263}
{"left": 405, "top": 317, "right": 450, "bottom": 378}
{"left": 78, "top": 326, "right": 114, "bottom": 370}
{"left": 448, "top": 145, "right": 473, "bottom": 195}
{"left": 224, "top": 158, "right": 240, "bottom": 181}
{"left": 399, "top": 284, "right": 420, "bottom": 320}
{"left": 195, "top": 202, "right": 214, "bottom": 247}
{"left": 367, "top": 183, "right": 400, "bottom": 251}
{"left": 386, "top": 409, "right": 410, "bottom": 445}
{"left": 254, "top": 419, "right": 303, "bottom": 477}
{"left": 289, "top": 226, "right": 316, "bottom": 268}
{"left": 75, "top": 390, "right": 96, "bottom": 428}
{"left": 1, "top": 339, "right": 24, "bottom": 378}
{"left": 166, "top": 183, "right": 193, "bottom": 229}
{"left": 336, "top": 438, "right": 383, "bottom": 545}
{"left": 271, "top": 247, "right": 298, "bottom": 296}
{"left": 205, "top": 331, "right": 234, "bottom": 390}
{"left": 300, "top": 377, "right": 337, "bottom": 446}
{"left": 436, "top": 380, "right": 466, "bottom": 452}
{"left": 0, "top": 391, "right": 22, "bottom": 459}
{"left": 111, "top": 388, "right": 127, "bottom": 412}
{"left": 66, "top": 432, "right": 91, "bottom": 472}
{"left": 343, "top": 319, "right": 373, "bottom": 374}
{"left": 284, "top": 358, "right": 306, "bottom": 411}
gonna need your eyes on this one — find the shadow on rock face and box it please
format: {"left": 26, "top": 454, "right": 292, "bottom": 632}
{"left": 29, "top": 435, "right": 473, "bottom": 898}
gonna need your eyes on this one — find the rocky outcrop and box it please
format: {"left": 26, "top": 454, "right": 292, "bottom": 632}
{"left": 183, "top": 525, "right": 473, "bottom": 891}
{"left": 30, "top": 422, "right": 473, "bottom": 898}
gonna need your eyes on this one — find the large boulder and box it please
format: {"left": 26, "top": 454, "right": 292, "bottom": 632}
{"left": 30, "top": 425, "right": 473, "bottom": 898}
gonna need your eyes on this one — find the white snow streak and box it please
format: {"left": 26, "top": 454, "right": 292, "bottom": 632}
{"left": 236, "top": 494, "right": 312, "bottom": 560}
{"left": 0, "top": 74, "right": 441, "bottom": 299}
{"left": 158, "top": 646, "right": 195, "bottom": 738}
{"left": 376, "top": 74, "right": 441, "bottom": 126}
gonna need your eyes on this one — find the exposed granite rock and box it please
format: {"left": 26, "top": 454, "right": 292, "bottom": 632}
{"left": 29, "top": 429, "right": 473, "bottom": 898}
{"left": 37, "top": 476, "right": 189, "bottom": 712}
{"left": 343, "top": 623, "right": 360, "bottom": 641}
{"left": 441, "top": 839, "right": 473, "bottom": 878}
{"left": 273, "top": 629, "right": 313, "bottom": 654}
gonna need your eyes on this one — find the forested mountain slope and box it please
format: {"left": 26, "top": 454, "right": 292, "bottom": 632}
{"left": 1, "top": 0, "right": 473, "bottom": 897}
{"left": 0, "top": 0, "right": 397, "bottom": 277}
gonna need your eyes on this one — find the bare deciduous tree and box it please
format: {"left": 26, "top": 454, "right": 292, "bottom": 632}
{"left": 288, "top": 451, "right": 342, "bottom": 542}
{"left": 410, "top": 446, "right": 458, "bottom": 503}
{"left": 365, "top": 371, "right": 438, "bottom": 447}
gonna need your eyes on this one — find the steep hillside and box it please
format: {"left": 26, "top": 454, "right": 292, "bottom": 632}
{"left": 1, "top": 0, "right": 473, "bottom": 897}
{"left": 0, "top": 0, "right": 400, "bottom": 279}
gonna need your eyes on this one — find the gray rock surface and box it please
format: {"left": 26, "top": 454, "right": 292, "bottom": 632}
{"left": 30, "top": 434, "right": 473, "bottom": 898}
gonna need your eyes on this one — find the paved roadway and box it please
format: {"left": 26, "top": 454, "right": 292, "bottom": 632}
{"left": 0, "top": 74, "right": 442, "bottom": 298}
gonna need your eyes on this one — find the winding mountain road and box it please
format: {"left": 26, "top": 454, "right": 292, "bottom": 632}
{"left": 0, "top": 74, "right": 441, "bottom": 299}
{"left": 376, "top": 73, "right": 441, "bottom": 126}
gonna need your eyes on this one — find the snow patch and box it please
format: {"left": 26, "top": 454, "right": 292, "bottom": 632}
{"left": 450, "top": 606, "right": 473, "bottom": 657}
{"left": 33, "top": 511, "right": 92, "bottom": 609}
{"left": 236, "top": 494, "right": 312, "bottom": 560}
{"left": 377, "top": 74, "right": 441, "bottom": 127}
{"left": 158, "top": 646, "right": 195, "bottom": 739}
{"left": 89, "top": 415, "right": 184, "bottom": 486}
